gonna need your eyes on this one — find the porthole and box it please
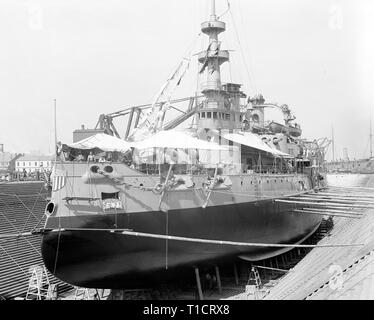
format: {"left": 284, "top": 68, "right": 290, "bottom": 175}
{"left": 45, "top": 202, "right": 56, "bottom": 216}
{"left": 104, "top": 166, "right": 114, "bottom": 173}
{"left": 90, "top": 165, "right": 100, "bottom": 173}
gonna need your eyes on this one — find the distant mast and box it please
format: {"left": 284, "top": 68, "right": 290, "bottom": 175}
{"left": 54, "top": 99, "right": 57, "bottom": 163}
{"left": 370, "top": 120, "right": 373, "bottom": 158}
{"left": 331, "top": 126, "right": 335, "bottom": 162}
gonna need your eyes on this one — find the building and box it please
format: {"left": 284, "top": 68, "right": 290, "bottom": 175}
{"left": 73, "top": 125, "right": 105, "bottom": 143}
{"left": 0, "top": 152, "right": 22, "bottom": 173}
{"left": 15, "top": 154, "right": 54, "bottom": 173}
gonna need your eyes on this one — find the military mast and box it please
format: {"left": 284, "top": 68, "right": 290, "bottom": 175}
{"left": 196, "top": 0, "right": 243, "bottom": 131}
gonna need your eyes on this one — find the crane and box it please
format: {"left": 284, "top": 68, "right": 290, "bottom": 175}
{"left": 94, "top": 95, "right": 204, "bottom": 140}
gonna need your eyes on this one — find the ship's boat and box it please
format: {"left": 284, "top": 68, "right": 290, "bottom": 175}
{"left": 269, "top": 121, "right": 302, "bottom": 137}
{"left": 41, "top": 1, "right": 326, "bottom": 289}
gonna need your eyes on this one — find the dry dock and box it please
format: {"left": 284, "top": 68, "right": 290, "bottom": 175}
{"left": 1, "top": 181, "right": 374, "bottom": 300}
{"left": 263, "top": 205, "right": 374, "bottom": 299}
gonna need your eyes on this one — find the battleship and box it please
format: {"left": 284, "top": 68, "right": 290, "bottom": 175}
{"left": 41, "top": 0, "right": 327, "bottom": 289}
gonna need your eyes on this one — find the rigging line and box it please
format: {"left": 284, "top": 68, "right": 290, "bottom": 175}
{"left": 0, "top": 192, "right": 49, "bottom": 197}
{"left": 228, "top": 5, "right": 256, "bottom": 95}
{"left": 15, "top": 190, "right": 44, "bottom": 220}
{"left": 237, "top": 0, "right": 258, "bottom": 93}
{"left": 217, "top": 0, "right": 231, "bottom": 20}
{"left": 53, "top": 222, "right": 62, "bottom": 275}
{"left": 0, "top": 244, "right": 28, "bottom": 277}
{"left": 0, "top": 231, "right": 34, "bottom": 239}
{"left": 165, "top": 208, "right": 169, "bottom": 270}
{"left": 30, "top": 213, "right": 46, "bottom": 235}
{"left": 19, "top": 184, "right": 46, "bottom": 234}
{"left": 0, "top": 197, "right": 43, "bottom": 255}
{"left": 0, "top": 197, "right": 30, "bottom": 235}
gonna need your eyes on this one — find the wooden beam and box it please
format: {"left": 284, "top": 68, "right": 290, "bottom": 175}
{"left": 252, "top": 265, "right": 289, "bottom": 273}
{"left": 294, "top": 209, "right": 362, "bottom": 219}
{"left": 304, "top": 194, "right": 374, "bottom": 203}
{"left": 215, "top": 265, "right": 222, "bottom": 294}
{"left": 194, "top": 267, "right": 204, "bottom": 300}
{"left": 304, "top": 207, "right": 362, "bottom": 215}
{"left": 315, "top": 192, "right": 374, "bottom": 200}
{"left": 287, "top": 196, "right": 374, "bottom": 205}
{"left": 275, "top": 199, "right": 374, "bottom": 209}
{"left": 233, "top": 263, "right": 239, "bottom": 285}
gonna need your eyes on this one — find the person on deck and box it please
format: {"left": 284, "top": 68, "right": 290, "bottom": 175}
{"left": 87, "top": 151, "right": 95, "bottom": 163}
{"left": 98, "top": 154, "right": 106, "bottom": 163}
{"left": 76, "top": 153, "right": 85, "bottom": 162}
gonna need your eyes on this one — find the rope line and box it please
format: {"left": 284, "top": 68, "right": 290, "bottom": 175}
{"left": 44, "top": 228, "right": 364, "bottom": 249}
{"left": 53, "top": 222, "right": 62, "bottom": 275}
{"left": 228, "top": 4, "right": 256, "bottom": 94}
{"left": 0, "top": 198, "right": 41, "bottom": 255}
{"left": 0, "top": 244, "right": 28, "bottom": 277}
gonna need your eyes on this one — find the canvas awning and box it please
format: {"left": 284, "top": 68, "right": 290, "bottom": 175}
{"left": 132, "top": 130, "right": 226, "bottom": 150}
{"left": 68, "top": 133, "right": 132, "bottom": 153}
{"left": 222, "top": 132, "right": 292, "bottom": 157}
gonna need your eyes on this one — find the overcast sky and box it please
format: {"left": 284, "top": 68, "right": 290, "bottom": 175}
{"left": 0, "top": 0, "right": 373, "bottom": 160}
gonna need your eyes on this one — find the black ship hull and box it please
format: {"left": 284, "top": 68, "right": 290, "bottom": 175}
{"left": 42, "top": 198, "right": 321, "bottom": 289}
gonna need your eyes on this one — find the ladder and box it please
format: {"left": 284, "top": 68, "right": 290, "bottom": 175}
{"left": 26, "top": 265, "right": 53, "bottom": 300}
{"left": 249, "top": 266, "right": 262, "bottom": 288}
{"left": 246, "top": 266, "right": 262, "bottom": 300}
